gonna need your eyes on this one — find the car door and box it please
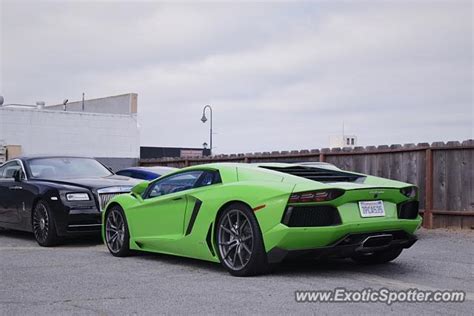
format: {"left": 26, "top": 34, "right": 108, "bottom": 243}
{"left": 129, "top": 170, "right": 205, "bottom": 242}
{"left": 0, "top": 161, "right": 23, "bottom": 224}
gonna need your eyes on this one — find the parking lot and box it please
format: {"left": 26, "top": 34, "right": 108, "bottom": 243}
{"left": 0, "top": 228, "right": 472, "bottom": 315}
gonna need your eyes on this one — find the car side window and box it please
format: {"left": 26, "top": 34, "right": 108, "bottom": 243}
{"left": 147, "top": 171, "right": 204, "bottom": 198}
{"left": 0, "top": 161, "right": 21, "bottom": 179}
{"left": 195, "top": 170, "right": 222, "bottom": 188}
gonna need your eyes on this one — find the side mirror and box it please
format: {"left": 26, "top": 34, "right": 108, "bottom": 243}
{"left": 131, "top": 181, "right": 149, "bottom": 198}
{"left": 12, "top": 169, "right": 24, "bottom": 182}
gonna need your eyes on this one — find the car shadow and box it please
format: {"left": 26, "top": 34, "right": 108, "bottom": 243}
{"left": 61, "top": 235, "right": 103, "bottom": 247}
{"left": 0, "top": 228, "right": 103, "bottom": 248}
{"left": 0, "top": 229, "right": 35, "bottom": 242}
{"left": 277, "top": 258, "right": 366, "bottom": 274}
{"left": 130, "top": 250, "right": 226, "bottom": 273}
{"left": 273, "top": 256, "right": 412, "bottom": 278}
{"left": 124, "top": 250, "right": 409, "bottom": 277}
{"left": 0, "top": 228, "right": 414, "bottom": 277}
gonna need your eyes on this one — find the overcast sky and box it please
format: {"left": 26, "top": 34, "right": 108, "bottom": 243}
{"left": 1, "top": 0, "right": 472, "bottom": 153}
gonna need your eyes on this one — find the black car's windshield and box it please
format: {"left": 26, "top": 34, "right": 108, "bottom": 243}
{"left": 28, "top": 157, "right": 113, "bottom": 179}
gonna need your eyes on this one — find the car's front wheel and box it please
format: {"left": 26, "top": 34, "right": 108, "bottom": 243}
{"left": 216, "top": 203, "right": 269, "bottom": 276}
{"left": 105, "top": 205, "right": 131, "bottom": 257}
{"left": 32, "top": 200, "right": 60, "bottom": 247}
{"left": 351, "top": 247, "right": 403, "bottom": 264}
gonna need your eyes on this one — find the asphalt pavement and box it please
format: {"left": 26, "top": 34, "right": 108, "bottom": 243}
{"left": 0, "top": 228, "right": 473, "bottom": 315}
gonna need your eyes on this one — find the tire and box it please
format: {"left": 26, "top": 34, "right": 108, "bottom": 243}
{"left": 104, "top": 205, "right": 131, "bottom": 257}
{"left": 32, "top": 200, "right": 60, "bottom": 247}
{"left": 351, "top": 247, "right": 403, "bottom": 264}
{"left": 215, "top": 202, "right": 269, "bottom": 276}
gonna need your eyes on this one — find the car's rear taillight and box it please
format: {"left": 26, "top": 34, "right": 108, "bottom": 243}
{"left": 400, "top": 186, "right": 417, "bottom": 198}
{"left": 288, "top": 189, "right": 344, "bottom": 203}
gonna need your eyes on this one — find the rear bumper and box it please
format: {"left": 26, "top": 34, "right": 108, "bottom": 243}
{"left": 267, "top": 230, "right": 417, "bottom": 263}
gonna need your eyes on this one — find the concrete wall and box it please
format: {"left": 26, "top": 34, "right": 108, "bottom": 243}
{"left": 46, "top": 93, "right": 137, "bottom": 114}
{"left": 0, "top": 107, "right": 140, "bottom": 165}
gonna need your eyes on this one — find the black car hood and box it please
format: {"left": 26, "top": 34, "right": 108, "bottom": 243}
{"left": 34, "top": 175, "right": 142, "bottom": 191}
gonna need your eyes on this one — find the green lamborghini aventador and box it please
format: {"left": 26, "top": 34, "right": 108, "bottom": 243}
{"left": 102, "top": 162, "right": 421, "bottom": 276}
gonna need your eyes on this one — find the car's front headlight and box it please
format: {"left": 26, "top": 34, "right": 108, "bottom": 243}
{"left": 66, "top": 193, "right": 90, "bottom": 201}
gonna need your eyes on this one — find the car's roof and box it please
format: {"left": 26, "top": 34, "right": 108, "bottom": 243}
{"left": 12, "top": 155, "right": 94, "bottom": 162}
{"left": 0, "top": 156, "right": 104, "bottom": 170}
{"left": 119, "top": 166, "right": 178, "bottom": 173}
{"left": 179, "top": 162, "right": 337, "bottom": 171}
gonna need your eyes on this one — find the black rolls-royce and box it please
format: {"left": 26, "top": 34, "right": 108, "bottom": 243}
{"left": 0, "top": 156, "right": 140, "bottom": 246}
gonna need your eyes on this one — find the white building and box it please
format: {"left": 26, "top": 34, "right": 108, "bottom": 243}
{"left": 0, "top": 93, "right": 140, "bottom": 170}
{"left": 329, "top": 134, "right": 358, "bottom": 148}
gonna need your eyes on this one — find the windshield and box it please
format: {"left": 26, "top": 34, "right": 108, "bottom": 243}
{"left": 28, "top": 157, "right": 113, "bottom": 179}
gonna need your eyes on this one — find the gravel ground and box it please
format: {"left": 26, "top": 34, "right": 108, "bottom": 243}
{"left": 0, "top": 228, "right": 473, "bottom": 315}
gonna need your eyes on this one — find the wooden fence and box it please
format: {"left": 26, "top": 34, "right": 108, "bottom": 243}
{"left": 140, "top": 140, "right": 474, "bottom": 229}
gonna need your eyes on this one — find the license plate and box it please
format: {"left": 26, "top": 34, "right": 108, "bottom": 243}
{"left": 359, "top": 200, "right": 385, "bottom": 217}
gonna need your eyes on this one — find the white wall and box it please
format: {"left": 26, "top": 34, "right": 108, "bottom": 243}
{"left": 329, "top": 135, "right": 358, "bottom": 148}
{"left": 0, "top": 107, "right": 140, "bottom": 159}
{"left": 46, "top": 93, "right": 137, "bottom": 114}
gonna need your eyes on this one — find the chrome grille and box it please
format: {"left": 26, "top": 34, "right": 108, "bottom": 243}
{"left": 98, "top": 193, "right": 121, "bottom": 211}
{"left": 97, "top": 186, "right": 133, "bottom": 211}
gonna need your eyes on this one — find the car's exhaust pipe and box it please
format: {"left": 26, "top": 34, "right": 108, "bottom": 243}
{"left": 356, "top": 234, "right": 393, "bottom": 253}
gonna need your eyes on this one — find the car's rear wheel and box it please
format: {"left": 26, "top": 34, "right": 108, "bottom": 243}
{"left": 216, "top": 203, "right": 269, "bottom": 276}
{"left": 105, "top": 205, "right": 131, "bottom": 257}
{"left": 32, "top": 200, "right": 59, "bottom": 247}
{"left": 351, "top": 247, "right": 403, "bottom": 264}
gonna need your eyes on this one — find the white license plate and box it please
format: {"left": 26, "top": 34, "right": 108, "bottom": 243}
{"left": 359, "top": 200, "right": 385, "bottom": 217}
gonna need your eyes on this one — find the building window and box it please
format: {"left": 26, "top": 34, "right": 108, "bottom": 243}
{"left": 351, "top": 138, "right": 355, "bottom": 145}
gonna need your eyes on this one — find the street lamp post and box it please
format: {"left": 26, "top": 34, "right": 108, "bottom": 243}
{"left": 201, "top": 105, "right": 213, "bottom": 156}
